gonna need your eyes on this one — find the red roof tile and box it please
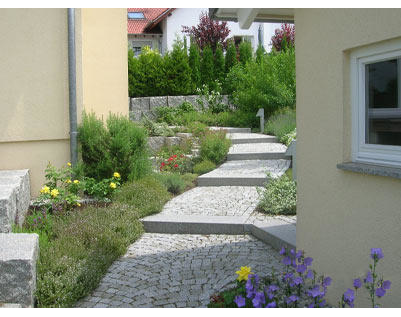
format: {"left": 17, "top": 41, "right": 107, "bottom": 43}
{"left": 127, "top": 8, "right": 172, "bottom": 34}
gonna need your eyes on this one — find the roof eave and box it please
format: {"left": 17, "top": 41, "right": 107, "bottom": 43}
{"left": 209, "top": 8, "right": 294, "bottom": 25}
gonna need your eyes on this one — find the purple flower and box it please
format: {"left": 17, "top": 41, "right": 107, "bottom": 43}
{"left": 279, "top": 246, "right": 286, "bottom": 255}
{"left": 383, "top": 280, "right": 391, "bottom": 290}
{"left": 343, "top": 288, "right": 355, "bottom": 306}
{"left": 294, "top": 276, "right": 303, "bottom": 286}
{"left": 319, "top": 300, "right": 326, "bottom": 308}
{"left": 375, "top": 287, "right": 386, "bottom": 298}
{"left": 296, "top": 264, "right": 307, "bottom": 274}
{"left": 322, "top": 277, "right": 332, "bottom": 287}
{"left": 234, "top": 295, "right": 245, "bottom": 307}
{"left": 290, "top": 249, "right": 296, "bottom": 256}
{"left": 266, "top": 301, "right": 276, "bottom": 308}
{"left": 284, "top": 272, "right": 293, "bottom": 281}
{"left": 268, "top": 284, "right": 279, "bottom": 292}
{"left": 306, "top": 269, "right": 314, "bottom": 279}
{"left": 371, "top": 248, "right": 384, "bottom": 260}
{"left": 291, "top": 259, "right": 297, "bottom": 268}
{"left": 296, "top": 250, "right": 303, "bottom": 259}
{"left": 286, "top": 295, "right": 299, "bottom": 304}
{"left": 308, "top": 303, "right": 315, "bottom": 308}
{"left": 365, "top": 271, "right": 373, "bottom": 284}
{"left": 353, "top": 278, "right": 362, "bottom": 289}
{"left": 282, "top": 256, "right": 291, "bottom": 266}
{"left": 304, "top": 257, "right": 313, "bottom": 266}
{"left": 252, "top": 292, "right": 266, "bottom": 308}
{"left": 307, "top": 286, "right": 321, "bottom": 298}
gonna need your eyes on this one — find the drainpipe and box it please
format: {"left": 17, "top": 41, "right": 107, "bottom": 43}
{"left": 258, "top": 23, "right": 264, "bottom": 49}
{"left": 68, "top": 8, "right": 78, "bottom": 167}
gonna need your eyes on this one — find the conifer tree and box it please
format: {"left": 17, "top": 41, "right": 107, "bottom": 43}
{"left": 225, "top": 40, "right": 238, "bottom": 73}
{"left": 214, "top": 43, "right": 225, "bottom": 86}
{"left": 255, "top": 44, "right": 265, "bottom": 64}
{"left": 239, "top": 40, "right": 253, "bottom": 65}
{"left": 188, "top": 39, "right": 201, "bottom": 93}
{"left": 201, "top": 45, "right": 214, "bottom": 89}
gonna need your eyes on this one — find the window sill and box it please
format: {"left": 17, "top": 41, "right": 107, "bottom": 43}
{"left": 337, "top": 162, "right": 401, "bottom": 179}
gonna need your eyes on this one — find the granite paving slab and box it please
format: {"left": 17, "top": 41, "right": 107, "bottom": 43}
{"left": 227, "top": 133, "right": 278, "bottom": 144}
{"left": 76, "top": 234, "right": 285, "bottom": 308}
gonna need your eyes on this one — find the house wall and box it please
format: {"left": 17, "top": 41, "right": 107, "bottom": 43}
{"left": 0, "top": 8, "right": 128, "bottom": 196}
{"left": 295, "top": 8, "right": 401, "bottom": 307}
{"left": 163, "top": 8, "right": 281, "bottom": 53}
{"left": 128, "top": 34, "right": 162, "bottom": 53}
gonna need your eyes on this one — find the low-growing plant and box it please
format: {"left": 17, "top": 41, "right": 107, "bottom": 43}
{"left": 193, "top": 159, "right": 216, "bottom": 175}
{"left": 82, "top": 172, "right": 121, "bottom": 200}
{"left": 155, "top": 173, "right": 186, "bottom": 195}
{"left": 281, "top": 128, "right": 296, "bottom": 146}
{"left": 159, "top": 154, "right": 193, "bottom": 174}
{"left": 199, "top": 131, "right": 231, "bottom": 165}
{"left": 196, "top": 82, "right": 228, "bottom": 113}
{"left": 264, "top": 107, "right": 296, "bottom": 143}
{"left": 257, "top": 173, "right": 296, "bottom": 215}
{"left": 141, "top": 116, "right": 174, "bottom": 137}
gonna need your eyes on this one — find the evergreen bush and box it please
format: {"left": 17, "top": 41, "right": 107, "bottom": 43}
{"left": 201, "top": 45, "right": 215, "bottom": 90}
{"left": 188, "top": 40, "right": 201, "bottom": 93}
{"left": 214, "top": 43, "right": 225, "bottom": 86}
{"left": 239, "top": 40, "right": 253, "bottom": 65}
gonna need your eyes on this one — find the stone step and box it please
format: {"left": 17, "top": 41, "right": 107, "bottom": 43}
{"left": 141, "top": 215, "right": 296, "bottom": 252}
{"left": 227, "top": 143, "right": 290, "bottom": 161}
{"left": 227, "top": 133, "right": 278, "bottom": 144}
{"left": 197, "top": 160, "right": 290, "bottom": 186}
{"left": 0, "top": 170, "right": 30, "bottom": 232}
{"left": 208, "top": 127, "right": 251, "bottom": 133}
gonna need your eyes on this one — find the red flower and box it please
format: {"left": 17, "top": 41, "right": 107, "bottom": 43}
{"left": 161, "top": 162, "right": 166, "bottom": 166}
{"left": 168, "top": 157, "right": 173, "bottom": 161}
{"left": 173, "top": 155, "right": 177, "bottom": 158}
{"left": 174, "top": 164, "right": 179, "bottom": 168}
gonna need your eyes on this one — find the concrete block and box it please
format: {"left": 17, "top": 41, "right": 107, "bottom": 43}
{"left": 0, "top": 233, "right": 39, "bottom": 307}
{"left": 130, "top": 98, "right": 141, "bottom": 111}
{"left": 184, "top": 95, "right": 198, "bottom": 106}
{"left": 148, "top": 136, "right": 166, "bottom": 153}
{"left": 165, "top": 137, "right": 182, "bottom": 148}
{"left": 140, "top": 97, "right": 150, "bottom": 111}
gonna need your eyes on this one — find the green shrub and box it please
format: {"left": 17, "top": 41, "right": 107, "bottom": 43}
{"left": 257, "top": 173, "right": 296, "bottom": 215}
{"left": 281, "top": 128, "right": 296, "bottom": 146}
{"left": 188, "top": 40, "right": 201, "bottom": 93}
{"left": 201, "top": 45, "right": 215, "bottom": 90}
{"left": 180, "top": 173, "right": 198, "bottom": 189}
{"left": 264, "top": 107, "right": 296, "bottom": 143}
{"left": 239, "top": 40, "right": 253, "bottom": 65}
{"left": 187, "top": 121, "right": 208, "bottom": 137}
{"left": 78, "top": 112, "right": 151, "bottom": 182}
{"left": 228, "top": 49, "right": 296, "bottom": 118}
{"left": 199, "top": 131, "right": 231, "bottom": 165}
{"left": 193, "top": 160, "right": 216, "bottom": 175}
{"left": 141, "top": 116, "right": 174, "bottom": 137}
{"left": 155, "top": 173, "right": 186, "bottom": 195}
{"left": 114, "top": 176, "right": 171, "bottom": 218}
{"left": 225, "top": 40, "right": 238, "bottom": 74}
{"left": 214, "top": 43, "right": 225, "bottom": 85}
{"left": 255, "top": 44, "right": 265, "bottom": 64}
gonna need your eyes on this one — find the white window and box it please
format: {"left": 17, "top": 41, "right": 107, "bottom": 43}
{"left": 128, "top": 12, "right": 144, "bottom": 19}
{"left": 351, "top": 39, "right": 401, "bottom": 167}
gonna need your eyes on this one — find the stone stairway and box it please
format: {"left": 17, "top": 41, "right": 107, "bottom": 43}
{"left": 142, "top": 128, "right": 296, "bottom": 251}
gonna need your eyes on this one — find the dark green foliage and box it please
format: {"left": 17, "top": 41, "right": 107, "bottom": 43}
{"left": 155, "top": 173, "right": 186, "bottom": 195}
{"left": 255, "top": 44, "right": 265, "bottom": 64}
{"left": 225, "top": 40, "right": 238, "bottom": 73}
{"left": 238, "top": 40, "right": 253, "bottom": 65}
{"left": 188, "top": 40, "right": 201, "bottom": 93}
{"left": 128, "top": 49, "right": 140, "bottom": 97}
{"left": 201, "top": 45, "right": 215, "bottom": 89}
{"left": 78, "top": 112, "right": 151, "bottom": 182}
{"left": 214, "top": 44, "right": 225, "bottom": 85}
{"left": 164, "top": 40, "right": 192, "bottom": 95}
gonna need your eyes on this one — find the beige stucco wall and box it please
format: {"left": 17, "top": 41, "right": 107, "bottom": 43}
{"left": 295, "top": 8, "right": 401, "bottom": 307}
{"left": 0, "top": 8, "right": 129, "bottom": 197}
{"left": 81, "top": 8, "right": 128, "bottom": 118}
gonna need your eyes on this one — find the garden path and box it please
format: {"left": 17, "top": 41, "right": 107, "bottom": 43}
{"left": 77, "top": 128, "right": 295, "bottom": 308}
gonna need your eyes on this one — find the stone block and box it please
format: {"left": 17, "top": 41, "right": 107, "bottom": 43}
{"left": 0, "top": 233, "right": 39, "bottom": 307}
{"left": 165, "top": 137, "right": 182, "bottom": 148}
{"left": 184, "top": 95, "right": 198, "bottom": 107}
{"left": 130, "top": 98, "right": 141, "bottom": 111}
{"left": 0, "top": 170, "right": 30, "bottom": 227}
{"left": 0, "top": 187, "right": 17, "bottom": 233}
{"left": 148, "top": 136, "right": 166, "bottom": 153}
{"left": 175, "top": 133, "right": 192, "bottom": 140}
{"left": 149, "top": 96, "right": 168, "bottom": 110}
{"left": 167, "top": 96, "right": 185, "bottom": 107}
{"left": 140, "top": 97, "right": 150, "bottom": 111}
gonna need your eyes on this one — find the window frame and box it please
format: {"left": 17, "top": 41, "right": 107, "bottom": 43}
{"left": 128, "top": 12, "right": 145, "bottom": 19}
{"left": 351, "top": 39, "right": 401, "bottom": 167}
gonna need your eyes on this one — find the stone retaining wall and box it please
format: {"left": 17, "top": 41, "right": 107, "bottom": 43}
{"left": 129, "top": 95, "right": 231, "bottom": 121}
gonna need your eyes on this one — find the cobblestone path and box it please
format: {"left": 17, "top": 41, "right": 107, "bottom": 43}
{"left": 76, "top": 234, "right": 285, "bottom": 308}
{"left": 77, "top": 129, "right": 295, "bottom": 308}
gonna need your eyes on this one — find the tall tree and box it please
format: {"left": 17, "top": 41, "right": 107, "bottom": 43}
{"left": 200, "top": 45, "right": 214, "bottom": 89}
{"left": 188, "top": 39, "right": 201, "bottom": 93}
{"left": 225, "top": 40, "right": 238, "bottom": 73}
{"left": 255, "top": 44, "right": 265, "bottom": 64}
{"left": 270, "top": 23, "right": 295, "bottom": 52}
{"left": 214, "top": 43, "right": 225, "bottom": 85}
{"left": 239, "top": 40, "right": 253, "bottom": 65}
{"left": 182, "top": 11, "right": 231, "bottom": 52}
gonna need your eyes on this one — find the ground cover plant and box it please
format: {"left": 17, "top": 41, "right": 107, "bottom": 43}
{"left": 193, "top": 159, "right": 216, "bottom": 175}
{"left": 15, "top": 173, "right": 172, "bottom": 307}
{"left": 199, "top": 130, "right": 231, "bottom": 165}
{"left": 264, "top": 107, "right": 296, "bottom": 144}
{"left": 257, "top": 173, "right": 296, "bottom": 215}
{"left": 208, "top": 247, "right": 391, "bottom": 308}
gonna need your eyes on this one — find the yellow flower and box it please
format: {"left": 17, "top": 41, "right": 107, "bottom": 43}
{"left": 236, "top": 266, "right": 253, "bottom": 282}
{"left": 110, "top": 182, "right": 117, "bottom": 189}
{"left": 73, "top": 180, "right": 79, "bottom": 184}
{"left": 113, "top": 172, "right": 121, "bottom": 178}
{"left": 67, "top": 162, "right": 72, "bottom": 167}
{"left": 66, "top": 179, "right": 72, "bottom": 184}
{"left": 50, "top": 189, "right": 59, "bottom": 198}
{"left": 40, "top": 185, "right": 50, "bottom": 194}
{"left": 77, "top": 202, "right": 81, "bottom": 207}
